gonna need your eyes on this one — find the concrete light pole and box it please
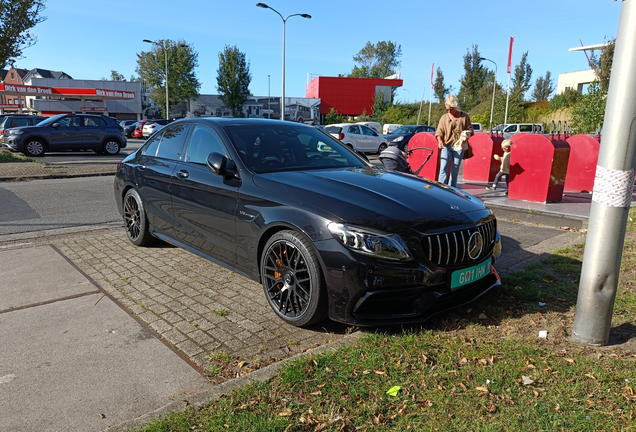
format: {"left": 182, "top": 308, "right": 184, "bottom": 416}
{"left": 256, "top": 3, "right": 311, "bottom": 121}
{"left": 268, "top": 74, "right": 271, "bottom": 119}
{"left": 143, "top": 39, "right": 188, "bottom": 119}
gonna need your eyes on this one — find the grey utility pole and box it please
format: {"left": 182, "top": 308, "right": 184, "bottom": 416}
{"left": 572, "top": 0, "right": 636, "bottom": 346}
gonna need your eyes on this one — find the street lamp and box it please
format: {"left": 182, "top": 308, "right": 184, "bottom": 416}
{"left": 268, "top": 74, "right": 271, "bottom": 119}
{"left": 143, "top": 39, "right": 188, "bottom": 119}
{"left": 403, "top": 88, "right": 410, "bottom": 103}
{"left": 256, "top": 3, "right": 311, "bottom": 120}
{"left": 479, "top": 57, "right": 497, "bottom": 132}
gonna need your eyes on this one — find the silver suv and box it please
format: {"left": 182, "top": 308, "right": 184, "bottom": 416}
{"left": 324, "top": 123, "right": 388, "bottom": 153}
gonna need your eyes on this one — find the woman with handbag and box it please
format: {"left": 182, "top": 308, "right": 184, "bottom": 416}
{"left": 435, "top": 94, "right": 474, "bottom": 187}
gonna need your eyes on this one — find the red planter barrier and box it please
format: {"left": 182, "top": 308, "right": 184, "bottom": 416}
{"left": 563, "top": 134, "right": 600, "bottom": 193}
{"left": 508, "top": 134, "right": 570, "bottom": 203}
{"left": 463, "top": 133, "right": 505, "bottom": 182}
{"left": 408, "top": 132, "right": 440, "bottom": 180}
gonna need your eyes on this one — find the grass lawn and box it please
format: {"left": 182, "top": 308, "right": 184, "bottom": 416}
{"left": 130, "top": 209, "right": 636, "bottom": 432}
{"left": 0, "top": 149, "right": 33, "bottom": 162}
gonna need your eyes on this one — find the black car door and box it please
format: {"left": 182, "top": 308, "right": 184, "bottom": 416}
{"left": 134, "top": 123, "right": 190, "bottom": 236}
{"left": 171, "top": 124, "right": 240, "bottom": 265}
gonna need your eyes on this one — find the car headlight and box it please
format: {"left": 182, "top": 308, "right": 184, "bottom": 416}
{"left": 9, "top": 130, "right": 23, "bottom": 135}
{"left": 328, "top": 223, "right": 413, "bottom": 261}
{"left": 391, "top": 136, "right": 404, "bottom": 142}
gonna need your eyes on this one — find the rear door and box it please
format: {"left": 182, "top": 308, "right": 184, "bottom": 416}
{"left": 134, "top": 123, "right": 191, "bottom": 236}
{"left": 81, "top": 116, "right": 107, "bottom": 148}
{"left": 347, "top": 125, "right": 363, "bottom": 150}
{"left": 171, "top": 124, "right": 239, "bottom": 265}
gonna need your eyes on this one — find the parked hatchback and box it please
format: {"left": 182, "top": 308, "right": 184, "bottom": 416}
{"left": 2, "top": 113, "right": 126, "bottom": 157}
{"left": 142, "top": 119, "right": 171, "bottom": 138}
{"left": 0, "top": 114, "right": 46, "bottom": 141}
{"left": 114, "top": 118, "right": 502, "bottom": 327}
{"left": 384, "top": 125, "right": 436, "bottom": 151}
{"left": 325, "top": 123, "right": 388, "bottom": 153}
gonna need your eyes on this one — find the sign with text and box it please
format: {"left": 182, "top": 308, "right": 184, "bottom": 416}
{"left": 0, "top": 104, "right": 21, "bottom": 109}
{"left": 0, "top": 84, "right": 135, "bottom": 99}
{"left": 80, "top": 107, "right": 107, "bottom": 111}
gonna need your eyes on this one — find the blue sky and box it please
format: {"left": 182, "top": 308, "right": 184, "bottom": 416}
{"left": 15, "top": 0, "right": 621, "bottom": 102}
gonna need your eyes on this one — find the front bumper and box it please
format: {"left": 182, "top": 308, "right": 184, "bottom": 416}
{"left": 318, "top": 232, "right": 502, "bottom": 326}
{"left": 1, "top": 136, "right": 22, "bottom": 152}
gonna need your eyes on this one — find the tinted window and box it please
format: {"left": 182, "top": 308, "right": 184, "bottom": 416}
{"left": 58, "top": 116, "right": 81, "bottom": 127}
{"left": 82, "top": 117, "right": 106, "bottom": 127}
{"left": 9, "top": 118, "right": 30, "bottom": 127}
{"left": 324, "top": 127, "right": 342, "bottom": 134}
{"left": 185, "top": 125, "right": 226, "bottom": 165}
{"left": 361, "top": 126, "right": 376, "bottom": 136}
{"left": 156, "top": 124, "right": 190, "bottom": 161}
{"left": 348, "top": 125, "right": 361, "bottom": 134}
{"left": 519, "top": 125, "right": 532, "bottom": 132}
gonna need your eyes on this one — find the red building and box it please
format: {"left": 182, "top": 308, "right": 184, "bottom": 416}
{"left": 306, "top": 76, "right": 403, "bottom": 118}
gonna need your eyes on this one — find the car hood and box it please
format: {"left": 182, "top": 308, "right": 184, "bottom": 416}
{"left": 385, "top": 132, "right": 415, "bottom": 142}
{"left": 252, "top": 167, "right": 491, "bottom": 234}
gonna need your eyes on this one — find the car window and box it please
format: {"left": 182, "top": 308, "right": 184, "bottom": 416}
{"left": 57, "top": 116, "right": 81, "bottom": 127}
{"left": 393, "top": 126, "right": 416, "bottom": 135}
{"left": 504, "top": 125, "right": 516, "bottom": 133}
{"left": 324, "top": 127, "right": 342, "bottom": 134}
{"left": 9, "top": 118, "right": 31, "bottom": 127}
{"left": 140, "top": 133, "right": 161, "bottom": 157}
{"left": 184, "top": 125, "right": 226, "bottom": 165}
{"left": 82, "top": 117, "right": 106, "bottom": 127}
{"left": 519, "top": 125, "right": 532, "bottom": 132}
{"left": 360, "top": 126, "right": 375, "bottom": 136}
{"left": 155, "top": 124, "right": 190, "bottom": 161}
{"left": 348, "top": 125, "right": 361, "bottom": 134}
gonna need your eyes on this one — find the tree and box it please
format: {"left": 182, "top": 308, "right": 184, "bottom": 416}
{"left": 571, "top": 81, "right": 607, "bottom": 133}
{"left": 433, "top": 67, "right": 453, "bottom": 103}
{"left": 349, "top": 41, "right": 402, "bottom": 79}
{"left": 511, "top": 51, "right": 533, "bottom": 99}
{"left": 0, "top": 0, "right": 47, "bottom": 68}
{"left": 532, "top": 71, "right": 554, "bottom": 102}
{"left": 101, "top": 70, "right": 125, "bottom": 81}
{"left": 549, "top": 88, "right": 582, "bottom": 110}
{"left": 136, "top": 39, "right": 200, "bottom": 118}
{"left": 325, "top": 108, "right": 345, "bottom": 125}
{"left": 590, "top": 37, "right": 615, "bottom": 91}
{"left": 216, "top": 45, "right": 251, "bottom": 118}
{"left": 457, "top": 45, "right": 489, "bottom": 112}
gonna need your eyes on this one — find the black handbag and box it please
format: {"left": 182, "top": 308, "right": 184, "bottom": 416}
{"left": 463, "top": 143, "right": 474, "bottom": 159}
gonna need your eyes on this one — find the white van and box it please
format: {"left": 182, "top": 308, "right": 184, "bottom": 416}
{"left": 383, "top": 123, "right": 403, "bottom": 135}
{"left": 356, "top": 122, "right": 381, "bottom": 134}
{"left": 502, "top": 123, "right": 544, "bottom": 139}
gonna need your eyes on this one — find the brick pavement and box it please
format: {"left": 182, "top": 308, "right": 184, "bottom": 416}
{"left": 0, "top": 161, "right": 116, "bottom": 180}
{"left": 9, "top": 226, "right": 350, "bottom": 382}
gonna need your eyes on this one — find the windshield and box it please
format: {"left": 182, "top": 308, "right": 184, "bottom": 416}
{"left": 36, "top": 114, "right": 66, "bottom": 127}
{"left": 392, "top": 126, "right": 417, "bottom": 135}
{"left": 225, "top": 124, "right": 369, "bottom": 174}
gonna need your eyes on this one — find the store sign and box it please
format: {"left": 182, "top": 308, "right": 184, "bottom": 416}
{"left": 0, "top": 83, "right": 135, "bottom": 99}
{"left": 80, "top": 107, "right": 107, "bottom": 112}
{"left": 0, "top": 104, "right": 21, "bottom": 109}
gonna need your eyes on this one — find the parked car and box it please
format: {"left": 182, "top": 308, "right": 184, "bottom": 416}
{"left": 123, "top": 122, "right": 138, "bottom": 138}
{"left": 502, "top": 123, "right": 544, "bottom": 139}
{"left": 142, "top": 119, "right": 171, "bottom": 138}
{"left": 119, "top": 120, "right": 137, "bottom": 130}
{"left": 472, "top": 123, "right": 483, "bottom": 132}
{"left": 114, "top": 118, "right": 502, "bottom": 327}
{"left": 383, "top": 123, "right": 403, "bottom": 135}
{"left": 384, "top": 125, "right": 436, "bottom": 151}
{"left": 325, "top": 123, "right": 388, "bottom": 153}
{"left": 2, "top": 114, "right": 126, "bottom": 157}
{"left": 0, "top": 114, "right": 46, "bottom": 141}
{"left": 133, "top": 121, "right": 147, "bottom": 139}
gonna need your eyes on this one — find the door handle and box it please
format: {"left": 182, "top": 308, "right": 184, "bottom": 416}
{"left": 176, "top": 170, "right": 189, "bottom": 179}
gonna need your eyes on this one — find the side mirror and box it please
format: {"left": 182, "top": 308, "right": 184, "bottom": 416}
{"left": 207, "top": 152, "right": 238, "bottom": 179}
{"left": 373, "top": 131, "right": 378, "bottom": 136}
{"left": 354, "top": 150, "right": 369, "bottom": 162}
{"left": 51, "top": 122, "right": 60, "bottom": 128}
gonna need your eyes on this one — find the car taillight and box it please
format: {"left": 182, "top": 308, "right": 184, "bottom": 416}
{"left": 0, "top": 129, "right": 3, "bottom": 136}
{"left": 338, "top": 133, "right": 345, "bottom": 141}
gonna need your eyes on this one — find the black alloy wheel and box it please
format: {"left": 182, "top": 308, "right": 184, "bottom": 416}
{"left": 103, "top": 140, "right": 121, "bottom": 155}
{"left": 261, "top": 230, "right": 328, "bottom": 327}
{"left": 24, "top": 139, "right": 45, "bottom": 157}
{"left": 378, "top": 143, "right": 388, "bottom": 153}
{"left": 123, "top": 189, "right": 155, "bottom": 246}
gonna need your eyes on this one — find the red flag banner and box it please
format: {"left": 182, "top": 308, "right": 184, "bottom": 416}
{"left": 431, "top": 63, "right": 434, "bottom": 89}
{"left": 507, "top": 37, "right": 514, "bottom": 74}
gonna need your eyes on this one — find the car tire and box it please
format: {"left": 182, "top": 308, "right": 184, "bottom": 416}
{"left": 103, "top": 139, "right": 121, "bottom": 155}
{"left": 24, "top": 139, "right": 46, "bottom": 157}
{"left": 378, "top": 143, "right": 388, "bottom": 153}
{"left": 122, "top": 189, "right": 155, "bottom": 246}
{"left": 261, "top": 230, "right": 328, "bottom": 327}
{"left": 346, "top": 143, "right": 354, "bottom": 150}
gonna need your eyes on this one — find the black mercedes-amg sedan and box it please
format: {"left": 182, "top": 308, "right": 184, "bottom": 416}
{"left": 114, "top": 118, "right": 502, "bottom": 327}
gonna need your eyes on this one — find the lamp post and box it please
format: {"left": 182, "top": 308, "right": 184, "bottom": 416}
{"left": 256, "top": 3, "right": 311, "bottom": 121}
{"left": 268, "top": 74, "right": 271, "bottom": 119}
{"left": 479, "top": 57, "right": 497, "bottom": 131}
{"left": 143, "top": 39, "right": 188, "bottom": 119}
{"left": 403, "top": 88, "right": 410, "bottom": 103}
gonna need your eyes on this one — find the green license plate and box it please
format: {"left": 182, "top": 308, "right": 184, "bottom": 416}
{"left": 451, "top": 260, "right": 491, "bottom": 289}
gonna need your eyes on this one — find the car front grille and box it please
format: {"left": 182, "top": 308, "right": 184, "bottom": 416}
{"left": 422, "top": 219, "right": 497, "bottom": 267}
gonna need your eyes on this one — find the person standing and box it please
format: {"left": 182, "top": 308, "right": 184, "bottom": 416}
{"left": 486, "top": 139, "right": 512, "bottom": 193}
{"left": 435, "top": 94, "right": 474, "bottom": 187}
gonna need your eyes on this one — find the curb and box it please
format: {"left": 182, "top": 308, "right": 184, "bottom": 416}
{"left": 102, "top": 331, "right": 363, "bottom": 432}
{"left": 0, "top": 171, "right": 116, "bottom": 181}
{"left": 486, "top": 203, "right": 589, "bottom": 229}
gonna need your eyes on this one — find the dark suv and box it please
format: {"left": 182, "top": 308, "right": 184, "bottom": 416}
{"left": 1, "top": 113, "right": 127, "bottom": 157}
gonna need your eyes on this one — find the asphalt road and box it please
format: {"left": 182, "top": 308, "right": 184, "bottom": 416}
{"left": 29, "top": 138, "right": 145, "bottom": 165}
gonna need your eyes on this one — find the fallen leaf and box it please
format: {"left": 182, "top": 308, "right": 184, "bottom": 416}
{"left": 478, "top": 313, "right": 488, "bottom": 320}
{"left": 325, "top": 367, "right": 332, "bottom": 373}
{"left": 475, "top": 386, "right": 489, "bottom": 392}
{"left": 311, "top": 390, "right": 322, "bottom": 396}
{"left": 374, "top": 370, "right": 386, "bottom": 375}
{"left": 312, "top": 359, "right": 318, "bottom": 367}
{"left": 626, "top": 386, "right": 634, "bottom": 395}
{"left": 564, "top": 358, "right": 575, "bottom": 364}
{"left": 238, "top": 361, "right": 246, "bottom": 368}
{"left": 279, "top": 408, "right": 292, "bottom": 417}
{"left": 585, "top": 374, "right": 597, "bottom": 380}
{"left": 362, "top": 370, "right": 370, "bottom": 375}
{"left": 488, "top": 404, "right": 497, "bottom": 413}
{"left": 522, "top": 376, "right": 534, "bottom": 385}
{"left": 386, "top": 386, "right": 401, "bottom": 396}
